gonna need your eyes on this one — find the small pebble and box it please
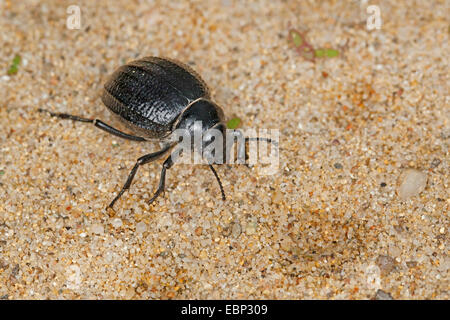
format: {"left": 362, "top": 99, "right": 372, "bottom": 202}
{"left": 159, "top": 251, "right": 169, "bottom": 258}
{"left": 135, "top": 222, "right": 147, "bottom": 234}
{"left": 245, "top": 222, "right": 257, "bottom": 235}
{"left": 231, "top": 222, "right": 242, "bottom": 238}
{"left": 11, "top": 265, "right": 19, "bottom": 277}
{"left": 91, "top": 223, "right": 104, "bottom": 235}
{"left": 66, "top": 265, "right": 82, "bottom": 289}
{"left": 280, "top": 238, "right": 292, "bottom": 251}
{"left": 331, "top": 139, "right": 340, "bottom": 145}
{"left": 105, "top": 252, "right": 113, "bottom": 263}
{"left": 334, "top": 163, "right": 343, "bottom": 169}
{"left": 398, "top": 169, "right": 427, "bottom": 200}
{"left": 376, "top": 255, "right": 395, "bottom": 275}
{"left": 195, "top": 226, "right": 203, "bottom": 236}
{"left": 199, "top": 250, "right": 207, "bottom": 259}
{"left": 111, "top": 218, "right": 123, "bottom": 228}
{"left": 221, "top": 226, "right": 232, "bottom": 237}
{"left": 430, "top": 158, "right": 441, "bottom": 168}
{"left": 272, "top": 190, "right": 283, "bottom": 203}
{"left": 374, "top": 289, "right": 393, "bottom": 300}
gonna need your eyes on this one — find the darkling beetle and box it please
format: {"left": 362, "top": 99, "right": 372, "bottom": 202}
{"left": 39, "top": 56, "right": 275, "bottom": 209}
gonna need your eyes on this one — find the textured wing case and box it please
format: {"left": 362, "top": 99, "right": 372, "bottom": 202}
{"left": 101, "top": 57, "right": 210, "bottom": 138}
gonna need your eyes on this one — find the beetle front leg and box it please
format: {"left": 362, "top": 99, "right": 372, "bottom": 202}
{"left": 108, "top": 145, "right": 172, "bottom": 209}
{"left": 148, "top": 153, "right": 176, "bottom": 204}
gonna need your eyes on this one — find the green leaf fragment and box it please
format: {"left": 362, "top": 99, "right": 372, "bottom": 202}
{"left": 7, "top": 66, "right": 18, "bottom": 75}
{"left": 12, "top": 55, "right": 21, "bottom": 65}
{"left": 227, "top": 117, "right": 241, "bottom": 129}
{"left": 290, "top": 30, "right": 304, "bottom": 47}
{"left": 7, "top": 54, "right": 21, "bottom": 75}
{"left": 315, "top": 48, "right": 339, "bottom": 58}
{"left": 0, "top": 170, "right": 4, "bottom": 175}
{"left": 301, "top": 46, "right": 316, "bottom": 61}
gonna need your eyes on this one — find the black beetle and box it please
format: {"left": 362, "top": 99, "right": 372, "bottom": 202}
{"left": 40, "top": 56, "right": 275, "bottom": 209}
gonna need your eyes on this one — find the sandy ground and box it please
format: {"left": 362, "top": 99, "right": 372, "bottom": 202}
{"left": 0, "top": 0, "right": 448, "bottom": 299}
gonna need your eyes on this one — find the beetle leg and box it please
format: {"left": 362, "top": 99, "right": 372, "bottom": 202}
{"left": 94, "top": 120, "right": 147, "bottom": 141}
{"left": 38, "top": 108, "right": 146, "bottom": 141}
{"left": 108, "top": 145, "right": 172, "bottom": 208}
{"left": 148, "top": 154, "right": 175, "bottom": 204}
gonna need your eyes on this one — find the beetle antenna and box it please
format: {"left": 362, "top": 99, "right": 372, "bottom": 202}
{"left": 242, "top": 137, "right": 279, "bottom": 168}
{"left": 208, "top": 164, "right": 226, "bottom": 201}
{"left": 245, "top": 137, "right": 278, "bottom": 146}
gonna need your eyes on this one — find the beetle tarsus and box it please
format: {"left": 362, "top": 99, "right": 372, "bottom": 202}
{"left": 148, "top": 155, "right": 174, "bottom": 205}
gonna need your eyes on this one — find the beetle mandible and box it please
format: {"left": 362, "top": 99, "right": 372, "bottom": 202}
{"left": 40, "top": 56, "right": 275, "bottom": 209}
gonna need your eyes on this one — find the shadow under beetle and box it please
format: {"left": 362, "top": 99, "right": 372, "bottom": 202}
{"left": 40, "top": 56, "right": 275, "bottom": 209}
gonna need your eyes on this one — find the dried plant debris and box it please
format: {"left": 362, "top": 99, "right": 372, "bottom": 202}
{"left": 288, "top": 29, "right": 339, "bottom": 62}
{"left": 288, "top": 29, "right": 316, "bottom": 62}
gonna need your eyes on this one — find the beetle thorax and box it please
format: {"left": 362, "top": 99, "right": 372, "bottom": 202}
{"left": 172, "top": 98, "right": 227, "bottom": 163}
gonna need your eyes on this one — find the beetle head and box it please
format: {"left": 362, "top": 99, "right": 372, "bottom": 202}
{"left": 174, "top": 99, "right": 227, "bottom": 164}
